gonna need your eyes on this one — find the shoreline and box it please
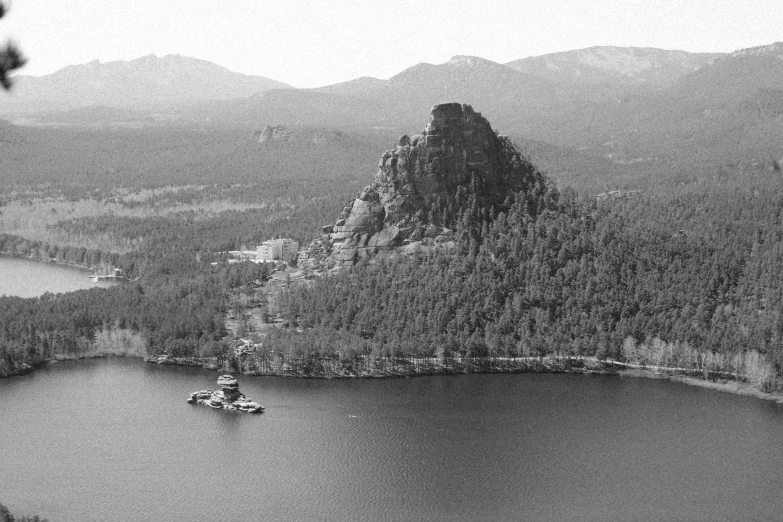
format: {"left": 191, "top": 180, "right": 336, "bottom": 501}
{"left": 0, "top": 251, "right": 94, "bottom": 273}
{"left": 618, "top": 368, "right": 783, "bottom": 404}
{"left": 4, "top": 353, "right": 783, "bottom": 405}
{"left": 0, "top": 353, "right": 145, "bottom": 379}
{"left": 0, "top": 251, "right": 131, "bottom": 283}
{"left": 149, "top": 354, "right": 783, "bottom": 403}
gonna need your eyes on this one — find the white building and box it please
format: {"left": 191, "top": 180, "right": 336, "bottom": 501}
{"left": 256, "top": 239, "right": 299, "bottom": 262}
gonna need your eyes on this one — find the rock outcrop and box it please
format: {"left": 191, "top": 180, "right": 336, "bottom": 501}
{"left": 325, "top": 102, "right": 540, "bottom": 265}
{"left": 187, "top": 374, "right": 264, "bottom": 413}
{"left": 216, "top": 374, "right": 242, "bottom": 402}
{"left": 253, "top": 124, "right": 294, "bottom": 143}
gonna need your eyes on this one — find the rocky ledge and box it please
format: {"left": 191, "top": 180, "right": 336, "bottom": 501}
{"left": 187, "top": 374, "right": 264, "bottom": 413}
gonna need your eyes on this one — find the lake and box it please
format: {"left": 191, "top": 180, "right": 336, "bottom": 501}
{"left": 1, "top": 358, "right": 782, "bottom": 522}
{"left": 0, "top": 256, "right": 117, "bottom": 298}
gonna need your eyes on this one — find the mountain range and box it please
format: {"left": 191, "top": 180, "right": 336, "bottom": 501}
{"left": 1, "top": 42, "right": 782, "bottom": 181}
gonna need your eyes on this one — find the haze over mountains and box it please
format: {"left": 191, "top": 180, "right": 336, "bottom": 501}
{"left": 1, "top": 42, "right": 782, "bottom": 186}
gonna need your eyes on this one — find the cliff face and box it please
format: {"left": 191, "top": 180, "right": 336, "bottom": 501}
{"left": 325, "top": 102, "right": 540, "bottom": 264}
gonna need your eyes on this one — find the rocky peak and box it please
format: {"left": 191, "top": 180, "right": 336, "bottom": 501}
{"left": 324, "top": 102, "right": 539, "bottom": 265}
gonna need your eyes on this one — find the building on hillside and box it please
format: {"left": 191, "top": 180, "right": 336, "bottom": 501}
{"left": 227, "top": 248, "right": 259, "bottom": 261}
{"left": 256, "top": 239, "right": 299, "bottom": 262}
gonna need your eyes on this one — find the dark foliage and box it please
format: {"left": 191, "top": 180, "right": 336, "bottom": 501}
{"left": 0, "top": 2, "right": 26, "bottom": 90}
{"left": 0, "top": 500, "right": 48, "bottom": 522}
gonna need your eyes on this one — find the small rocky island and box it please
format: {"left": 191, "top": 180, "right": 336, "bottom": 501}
{"left": 187, "top": 374, "right": 264, "bottom": 413}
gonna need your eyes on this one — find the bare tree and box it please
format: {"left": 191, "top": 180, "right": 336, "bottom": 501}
{"left": 0, "top": 1, "right": 26, "bottom": 90}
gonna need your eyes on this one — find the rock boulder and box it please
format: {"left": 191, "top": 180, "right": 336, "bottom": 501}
{"left": 216, "top": 374, "right": 242, "bottom": 402}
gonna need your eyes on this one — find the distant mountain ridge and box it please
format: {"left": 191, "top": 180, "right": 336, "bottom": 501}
{"left": 3, "top": 43, "right": 782, "bottom": 174}
{"left": 505, "top": 46, "right": 724, "bottom": 86}
{"left": 729, "top": 41, "right": 783, "bottom": 59}
{"left": 2, "top": 54, "right": 291, "bottom": 112}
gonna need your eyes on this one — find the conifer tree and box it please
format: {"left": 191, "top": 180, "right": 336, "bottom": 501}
{"left": 0, "top": 1, "right": 26, "bottom": 90}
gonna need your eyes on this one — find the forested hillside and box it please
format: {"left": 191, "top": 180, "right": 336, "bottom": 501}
{"left": 0, "top": 238, "right": 271, "bottom": 376}
{"left": 0, "top": 123, "right": 388, "bottom": 191}
{"left": 0, "top": 124, "right": 389, "bottom": 376}
{"left": 2, "top": 103, "right": 783, "bottom": 393}
{"left": 269, "top": 165, "right": 783, "bottom": 390}
{"left": 5, "top": 145, "right": 780, "bottom": 389}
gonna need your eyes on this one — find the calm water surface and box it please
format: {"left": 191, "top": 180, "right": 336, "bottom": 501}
{"left": 0, "top": 256, "right": 116, "bottom": 297}
{"left": 1, "top": 359, "right": 782, "bottom": 522}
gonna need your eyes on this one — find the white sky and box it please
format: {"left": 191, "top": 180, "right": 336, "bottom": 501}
{"left": 3, "top": 0, "right": 783, "bottom": 87}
